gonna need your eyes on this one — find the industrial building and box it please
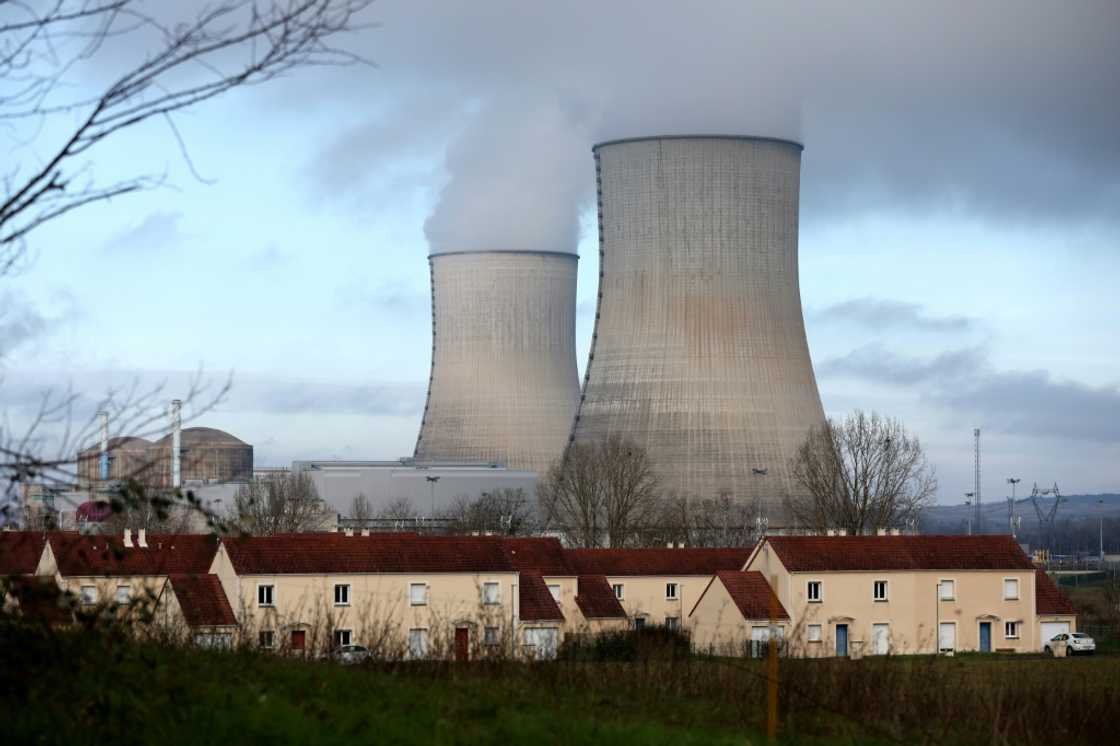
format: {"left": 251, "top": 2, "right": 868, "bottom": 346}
{"left": 77, "top": 426, "right": 253, "bottom": 489}
{"left": 414, "top": 250, "right": 581, "bottom": 475}
{"left": 571, "top": 136, "right": 827, "bottom": 518}
{"left": 291, "top": 459, "right": 537, "bottom": 518}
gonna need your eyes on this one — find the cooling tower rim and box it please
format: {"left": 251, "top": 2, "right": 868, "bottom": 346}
{"left": 428, "top": 249, "right": 579, "bottom": 261}
{"left": 592, "top": 134, "right": 804, "bottom": 152}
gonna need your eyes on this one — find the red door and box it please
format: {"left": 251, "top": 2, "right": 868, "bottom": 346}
{"left": 291, "top": 630, "right": 306, "bottom": 651}
{"left": 455, "top": 627, "right": 470, "bottom": 662}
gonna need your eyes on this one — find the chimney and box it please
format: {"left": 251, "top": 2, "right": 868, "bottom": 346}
{"left": 343, "top": 528, "right": 353, "bottom": 537}
{"left": 360, "top": 529, "right": 370, "bottom": 537}
{"left": 826, "top": 529, "right": 836, "bottom": 537}
{"left": 890, "top": 528, "right": 901, "bottom": 536}
{"left": 667, "top": 542, "right": 674, "bottom": 548}
{"left": 837, "top": 529, "right": 847, "bottom": 536}
{"left": 876, "top": 528, "right": 887, "bottom": 536}
{"left": 137, "top": 528, "right": 147, "bottom": 548}
{"left": 170, "top": 399, "right": 182, "bottom": 489}
{"left": 677, "top": 541, "right": 686, "bottom": 549}
{"left": 98, "top": 411, "right": 110, "bottom": 481}
{"left": 123, "top": 528, "right": 133, "bottom": 548}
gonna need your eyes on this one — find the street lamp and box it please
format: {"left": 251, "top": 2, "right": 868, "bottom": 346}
{"left": 425, "top": 475, "right": 441, "bottom": 521}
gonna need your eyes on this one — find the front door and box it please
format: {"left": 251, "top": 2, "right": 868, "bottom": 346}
{"left": 836, "top": 624, "right": 849, "bottom": 657}
{"left": 455, "top": 627, "right": 470, "bottom": 662}
{"left": 291, "top": 630, "right": 306, "bottom": 651}
{"left": 938, "top": 622, "right": 956, "bottom": 653}
{"left": 872, "top": 624, "right": 890, "bottom": 655}
{"left": 979, "top": 622, "right": 991, "bottom": 652}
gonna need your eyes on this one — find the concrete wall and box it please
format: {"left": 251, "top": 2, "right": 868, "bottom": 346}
{"left": 415, "top": 251, "right": 581, "bottom": 475}
{"left": 573, "top": 136, "right": 826, "bottom": 519}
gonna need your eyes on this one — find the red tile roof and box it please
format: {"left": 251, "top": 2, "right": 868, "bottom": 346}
{"left": 1035, "top": 569, "right": 1076, "bottom": 615}
{"left": 763, "top": 535, "right": 1035, "bottom": 572}
{"left": 566, "top": 547, "right": 752, "bottom": 576}
{"left": 500, "top": 537, "right": 574, "bottom": 575}
{"left": 575, "top": 575, "right": 626, "bottom": 619}
{"left": 0, "top": 531, "right": 48, "bottom": 575}
{"left": 694, "top": 571, "right": 789, "bottom": 621}
{"left": 168, "top": 574, "right": 237, "bottom": 627}
{"left": 518, "top": 570, "right": 564, "bottom": 622}
{"left": 50, "top": 533, "right": 219, "bottom": 576}
{"left": 221, "top": 533, "right": 517, "bottom": 575}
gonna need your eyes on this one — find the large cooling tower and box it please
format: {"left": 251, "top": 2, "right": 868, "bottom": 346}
{"left": 414, "top": 250, "right": 581, "bottom": 474}
{"left": 572, "top": 136, "right": 826, "bottom": 516}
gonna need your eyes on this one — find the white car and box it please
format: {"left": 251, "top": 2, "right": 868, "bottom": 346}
{"left": 332, "top": 644, "right": 371, "bottom": 664}
{"left": 1045, "top": 632, "right": 1096, "bottom": 657}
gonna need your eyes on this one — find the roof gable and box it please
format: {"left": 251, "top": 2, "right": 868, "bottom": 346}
{"left": 1035, "top": 569, "right": 1076, "bottom": 615}
{"left": 518, "top": 570, "right": 564, "bottom": 622}
{"left": 0, "top": 531, "right": 49, "bottom": 575}
{"left": 575, "top": 575, "right": 627, "bottom": 619}
{"left": 168, "top": 574, "right": 237, "bottom": 627}
{"left": 764, "top": 535, "right": 1034, "bottom": 572}
{"left": 699, "top": 571, "right": 789, "bottom": 621}
{"left": 221, "top": 533, "right": 516, "bottom": 575}
{"left": 49, "top": 533, "right": 219, "bottom": 577}
{"left": 566, "top": 547, "right": 752, "bottom": 576}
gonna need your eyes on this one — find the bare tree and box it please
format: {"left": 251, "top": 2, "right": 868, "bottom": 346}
{"left": 0, "top": 0, "right": 371, "bottom": 526}
{"left": 228, "top": 471, "right": 326, "bottom": 534}
{"left": 348, "top": 493, "right": 372, "bottom": 522}
{"left": 441, "top": 488, "right": 533, "bottom": 535}
{"left": 652, "top": 492, "right": 760, "bottom": 548}
{"left": 538, "top": 436, "right": 660, "bottom": 548}
{"left": 376, "top": 498, "right": 418, "bottom": 521}
{"left": 786, "top": 410, "right": 937, "bottom": 535}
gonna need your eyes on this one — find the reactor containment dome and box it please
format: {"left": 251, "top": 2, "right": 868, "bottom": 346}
{"left": 414, "top": 250, "right": 581, "bottom": 475}
{"left": 571, "top": 135, "right": 827, "bottom": 517}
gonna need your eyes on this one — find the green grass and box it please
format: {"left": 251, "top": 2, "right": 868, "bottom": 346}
{"left": 3, "top": 623, "right": 1119, "bottom": 745}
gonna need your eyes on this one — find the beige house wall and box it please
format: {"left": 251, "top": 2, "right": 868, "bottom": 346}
{"left": 604, "top": 576, "right": 708, "bottom": 628}
{"left": 689, "top": 579, "right": 786, "bottom": 655}
{"left": 748, "top": 543, "right": 1040, "bottom": 656}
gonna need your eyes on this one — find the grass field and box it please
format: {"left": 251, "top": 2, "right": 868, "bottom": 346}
{"left": 3, "top": 624, "right": 1119, "bottom": 745}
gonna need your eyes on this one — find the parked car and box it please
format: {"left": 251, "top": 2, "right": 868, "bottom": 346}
{"left": 332, "top": 644, "right": 371, "bottom": 664}
{"left": 1044, "top": 632, "right": 1096, "bottom": 657}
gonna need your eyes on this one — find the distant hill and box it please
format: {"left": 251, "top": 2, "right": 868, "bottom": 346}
{"left": 926, "top": 493, "right": 1120, "bottom": 524}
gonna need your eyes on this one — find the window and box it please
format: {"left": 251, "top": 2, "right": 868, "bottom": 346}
{"left": 484, "top": 626, "right": 500, "bottom": 646}
{"left": 481, "top": 582, "right": 500, "bottom": 605}
{"left": 807, "top": 624, "right": 822, "bottom": 642}
{"left": 257, "top": 584, "right": 274, "bottom": 607}
{"left": 259, "top": 630, "right": 274, "bottom": 648}
{"left": 1004, "top": 621, "right": 1020, "bottom": 639}
{"left": 334, "top": 583, "right": 350, "bottom": 606}
{"left": 523, "top": 627, "right": 559, "bottom": 659}
{"left": 807, "top": 581, "right": 822, "bottom": 602}
{"left": 409, "top": 583, "right": 427, "bottom": 606}
{"left": 612, "top": 583, "right": 624, "bottom": 600}
{"left": 1003, "top": 578, "right": 1019, "bottom": 600}
{"left": 408, "top": 628, "right": 429, "bottom": 658}
{"left": 80, "top": 585, "right": 97, "bottom": 605}
{"left": 873, "top": 580, "right": 888, "bottom": 602}
{"left": 115, "top": 585, "right": 131, "bottom": 605}
{"left": 939, "top": 579, "right": 955, "bottom": 601}
{"left": 633, "top": 616, "right": 647, "bottom": 630}
{"left": 547, "top": 584, "right": 561, "bottom": 602}
{"left": 334, "top": 629, "right": 351, "bottom": 647}
{"left": 665, "top": 583, "right": 678, "bottom": 600}
{"left": 665, "top": 616, "right": 680, "bottom": 631}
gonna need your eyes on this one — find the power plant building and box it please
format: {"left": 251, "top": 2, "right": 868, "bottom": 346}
{"left": 572, "top": 136, "right": 827, "bottom": 517}
{"left": 414, "top": 250, "right": 581, "bottom": 475}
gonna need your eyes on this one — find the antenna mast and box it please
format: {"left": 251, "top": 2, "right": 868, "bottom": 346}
{"left": 973, "top": 428, "right": 982, "bottom": 533}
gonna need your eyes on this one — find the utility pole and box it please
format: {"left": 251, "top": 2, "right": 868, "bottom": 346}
{"left": 1100, "top": 497, "right": 1106, "bottom": 564}
{"left": 973, "top": 428, "right": 982, "bottom": 534}
{"left": 964, "top": 493, "right": 974, "bottom": 536}
{"left": 1007, "top": 477, "right": 1021, "bottom": 536}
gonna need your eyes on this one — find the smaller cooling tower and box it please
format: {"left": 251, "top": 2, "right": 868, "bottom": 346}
{"left": 414, "top": 250, "right": 580, "bottom": 474}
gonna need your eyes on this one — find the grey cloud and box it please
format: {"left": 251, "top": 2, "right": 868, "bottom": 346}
{"left": 820, "top": 344, "right": 1120, "bottom": 443}
{"left": 101, "top": 211, "right": 183, "bottom": 253}
{"left": 821, "top": 344, "right": 986, "bottom": 386}
{"left": 0, "top": 291, "right": 82, "bottom": 359}
{"left": 233, "top": 378, "right": 425, "bottom": 417}
{"left": 318, "top": 0, "right": 1120, "bottom": 256}
{"left": 812, "top": 298, "right": 976, "bottom": 333}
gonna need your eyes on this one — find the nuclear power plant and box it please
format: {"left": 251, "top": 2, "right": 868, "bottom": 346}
{"left": 570, "top": 136, "right": 826, "bottom": 515}
{"left": 414, "top": 250, "right": 581, "bottom": 474}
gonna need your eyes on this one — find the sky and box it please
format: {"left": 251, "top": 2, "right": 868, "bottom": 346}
{"left": 2, "top": 1, "right": 1118, "bottom": 505}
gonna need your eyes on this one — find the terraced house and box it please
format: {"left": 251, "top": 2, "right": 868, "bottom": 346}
{"left": 743, "top": 535, "right": 1061, "bottom": 656}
